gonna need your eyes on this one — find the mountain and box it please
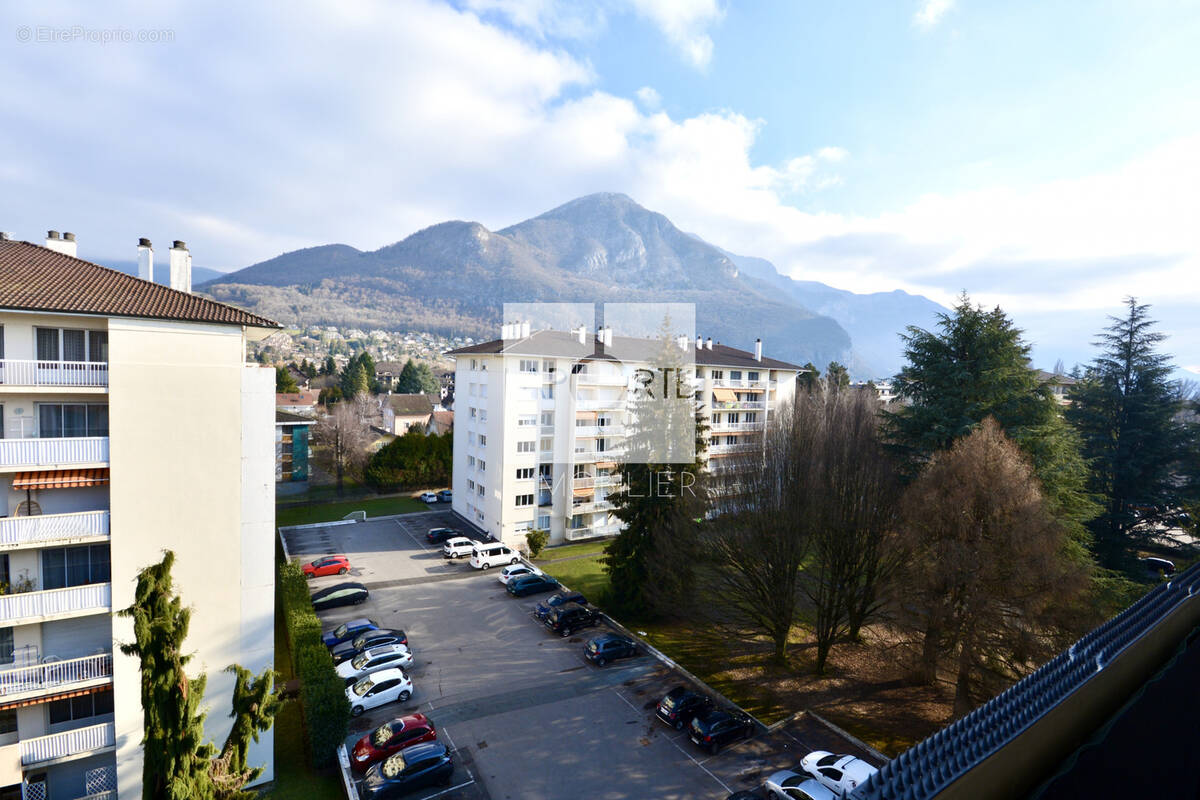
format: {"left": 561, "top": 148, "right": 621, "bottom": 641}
{"left": 105, "top": 260, "right": 228, "bottom": 287}
{"left": 201, "top": 193, "right": 945, "bottom": 374}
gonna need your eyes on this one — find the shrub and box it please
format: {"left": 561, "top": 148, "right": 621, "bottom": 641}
{"left": 525, "top": 529, "right": 550, "bottom": 559}
{"left": 278, "top": 561, "right": 350, "bottom": 768}
{"left": 364, "top": 430, "right": 453, "bottom": 491}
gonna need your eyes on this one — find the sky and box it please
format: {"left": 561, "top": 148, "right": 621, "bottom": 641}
{"left": 1, "top": 0, "right": 1199, "bottom": 373}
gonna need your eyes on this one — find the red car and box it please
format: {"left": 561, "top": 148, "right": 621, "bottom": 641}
{"left": 302, "top": 555, "right": 351, "bottom": 578}
{"left": 350, "top": 714, "right": 438, "bottom": 772}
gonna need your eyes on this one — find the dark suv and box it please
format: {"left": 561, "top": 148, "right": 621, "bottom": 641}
{"left": 688, "top": 709, "right": 755, "bottom": 754}
{"left": 656, "top": 686, "right": 714, "bottom": 730}
{"left": 533, "top": 591, "right": 588, "bottom": 622}
{"left": 544, "top": 603, "right": 601, "bottom": 637}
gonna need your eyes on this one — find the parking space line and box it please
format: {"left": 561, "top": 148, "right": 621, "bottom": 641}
{"left": 396, "top": 518, "right": 433, "bottom": 552}
{"left": 611, "top": 690, "right": 732, "bottom": 795}
{"left": 418, "top": 779, "right": 476, "bottom": 800}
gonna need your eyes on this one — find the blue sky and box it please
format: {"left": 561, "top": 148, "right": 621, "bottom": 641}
{"left": 1, "top": 0, "right": 1199, "bottom": 373}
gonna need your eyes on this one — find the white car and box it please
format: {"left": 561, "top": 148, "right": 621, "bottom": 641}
{"left": 497, "top": 563, "right": 543, "bottom": 585}
{"left": 418, "top": 491, "right": 438, "bottom": 503}
{"left": 442, "top": 536, "right": 476, "bottom": 559}
{"left": 346, "top": 668, "right": 413, "bottom": 717}
{"left": 335, "top": 644, "right": 414, "bottom": 686}
{"left": 800, "top": 751, "right": 879, "bottom": 795}
{"left": 469, "top": 542, "right": 521, "bottom": 570}
{"left": 764, "top": 770, "right": 837, "bottom": 800}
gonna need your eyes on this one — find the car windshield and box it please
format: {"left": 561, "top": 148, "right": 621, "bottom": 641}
{"left": 781, "top": 775, "right": 806, "bottom": 788}
{"left": 661, "top": 694, "right": 679, "bottom": 709}
{"left": 352, "top": 633, "right": 373, "bottom": 649}
{"left": 372, "top": 724, "right": 396, "bottom": 747}
{"left": 816, "top": 754, "right": 839, "bottom": 768}
{"left": 351, "top": 677, "right": 373, "bottom": 696}
{"left": 587, "top": 641, "right": 599, "bottom": 652}
{"left": 351, "top": 653, "right": 370, "bottom": 670}
{"left": 381, "top": 752, "right": 407, "bottom": 778}
{"left": 333, "top": 624, "right": 348, "bottom": 638}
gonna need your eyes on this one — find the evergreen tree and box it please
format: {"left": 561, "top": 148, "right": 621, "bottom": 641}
{"left": 825, "top": 361, "right": 850, "bottom": 392}
{"left": 797, "top": 362, "right": 821, "bottom": 393}
{"left": 275, "top": 366, "right": 299, "bottom": 394}
{"left": 322, "top": 355, "right": 337, "bottom": 376}
{"left": 414, "top": 362, "right": 440, "bottom": 394}
{"left": 886, "top": 294, "right": 1097, "bottom": 542}
{"left": 395, "top": 359, "right": 421, "bottom": 394}
{"left": 1065, "top": 298, "right": 1189, "bottom": 562}
{"left": 339, "top": 361, "right": 370, "bottom": 399}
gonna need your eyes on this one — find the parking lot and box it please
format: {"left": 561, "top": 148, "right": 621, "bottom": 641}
{"left": 282, "top": 511, "right": 884, "bottom": 799}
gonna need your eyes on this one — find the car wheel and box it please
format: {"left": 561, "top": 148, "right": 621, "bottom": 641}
{"left": 481, "top": 563, "right": 490, "bottom": 570}
{"left": 351, "top": 706, "right": 364, "bottom": 717}
{"left": 510, "top": 557, "right": 519, "bottom": 564}
{"left": 560, "top": 628, "right": 571, "bottom": 638}
{"left": 595, "top": 657, "right": 606, "bottom": 666}
{"left": 338, "top": 567, "right": 348, "bottom": 575}
{"left": 355, "top": 597, "right": 366, "bottom": 605}
{"left": 398, "top": 690, "right": 411, "bottom": 702}
{"left": 304, "top": 573, "right": 313, "bottom": 579}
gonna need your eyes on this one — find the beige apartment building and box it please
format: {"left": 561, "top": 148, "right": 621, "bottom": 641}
{"left": 0, "top": 233, "right": 278, "bottom": 800}
{"left": 448, "top": 325, "right": 801, "bottom": 547}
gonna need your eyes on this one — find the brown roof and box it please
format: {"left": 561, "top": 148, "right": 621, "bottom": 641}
{"left": 276, "top": 390, "right": 320, "bottom": 406}
{"left": 431, "top": 410, "right": 454, "bottom": 426}
{"left": 0, "top": 239, "right": 278, "bottom": 328}
{"left": 447, "top": 330, "right": 802, "bottom": 370}
{"left": 276, "top": 410, "right": 316, "bottom": 425}
{"left": 386, "top": 393, "right": 435, "bottom": 415}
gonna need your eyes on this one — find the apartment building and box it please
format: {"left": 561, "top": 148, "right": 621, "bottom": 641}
{"left": 0, "top": 233, "right": 279, "bottom": 800}
{"left": 447, "top": 325, "right": 801, "bottom": 547}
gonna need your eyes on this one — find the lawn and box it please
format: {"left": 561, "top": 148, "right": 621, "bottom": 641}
{"left": 535, "top": 539, "right": 610, "bottom": 562}
{"left": 537, "top": 548, "right": 611, "bottom": 602}
{"left": 276, "top": 495, "right": 428, "bottom": 527}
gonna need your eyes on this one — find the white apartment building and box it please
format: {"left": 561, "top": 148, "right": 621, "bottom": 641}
{"left": 448, "top": 325, "right": 801, "bottom": 547}
{"left": 0, "top": 233, "right": 279, "bottom": 800}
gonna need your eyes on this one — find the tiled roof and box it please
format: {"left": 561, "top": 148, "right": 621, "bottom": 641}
{"left": 447, "top": 330, "right": 803, "bottom": 371}
{"left": 386, "top": 393, "right": 435, "bottom": 415}
{"left": 276, "top": 410, "right": 316, "bottom": 425}
{"left": 0, "top": 239, "right": 278, "bottom": 328}
{"left": 276, "top": 390, "right": 320, "bottom": 406}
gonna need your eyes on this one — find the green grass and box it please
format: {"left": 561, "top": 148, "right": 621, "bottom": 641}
{"left": 538, "top": 550, "right": 611, "bottom": 601}
{"left": 276, "top": 495, "right": 427, "bottom": 527}
{"left": 535, "top": 539, "right": 610, "bottom": 562}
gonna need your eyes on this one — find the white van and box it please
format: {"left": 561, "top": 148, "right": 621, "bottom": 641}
{"left": 469, "top": 542, "right": 520, "bottom": 570}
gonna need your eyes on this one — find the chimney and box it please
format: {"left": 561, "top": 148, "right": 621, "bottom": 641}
{"left": 696, "top": 335, "right": 703, "bottom": 350}
{"left": 705, "top": 337, "right": 713, "bottom": 351}
{"left": 137, "top": 238, "right": 154, "bottom": 282}
{"left": 0, "top": 232, "right": 11, "bottom": 241}
{"left": 169, "top": 240, "right": 191, "bottom": 293}
{"left": 576, "top": 325, "right": 587, "bottom": 345}
{"left": 754, "top": 338, "right": 762, "bottom": 362}
{"left": 60, "top": 232, "right": 77, "bottom": 257}
{"left": 603, "top": 327, "right": 613, "bottom": 348}
{"left": 520, "top": 319, "right": 531, "bottom": 338}
{"left": 501, "top": 321, "right": 511, "bottom": 340}
{"left": 44, "top": 230, "right": 76, "bottom": 256}
{"left": 677, "top": 334, "right": 688, "bottom": 351}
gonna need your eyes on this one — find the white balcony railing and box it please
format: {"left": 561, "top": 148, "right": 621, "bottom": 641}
{"left": 572, "top": 425, "right": 625, "bottom": 438}
{"left": 573, "top": 449, "right": 624, "bottom": 463}
{"left": 575, "top": 398, "right": 626, "bottom": 411}
{"left": 0, "top": 437, "right": 109, "bottom": 468}
{"left": 576, "top": 373, "right": 627, "bottom": 386}
{"left": 20, "top": 722, "right": 116, "bottom": 766}
{"left": 0, "top": 360, "right": 109, "bottom": 388}
{"left": 565, "top": 523, "right": 622, "bottom": 541}
{"left": 709, "top": 422, "right": 764, "bottom": 433}
{"left": 710, "top": 378, "right": 769, "bottom": 390}
{"left": 708, "top": 443, "right": 759, "bottom": 455}
{"left": 711, "top": 401, "right": 766, "bottom": 411}
{"left": 570, "top": 500, "right": 615, "bottom": 515}
{"left": 0, "top": 653, "right": 113, "bottom": 699}
{"left": 572, "top": 475, "right": 621, "bottom": 490}
{"left": 0, "top": 583, "right": 111, "bottom": 625}
{"left": 0, "top": 510, "right": 110, "bottom": 550}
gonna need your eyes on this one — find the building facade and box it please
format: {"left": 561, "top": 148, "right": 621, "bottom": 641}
{"left": 275, "top": 411, "right": 314, "bottom": 483}
{"left": 0, "top": 235, "right": 278, "bottom": 800}
{"left": 447, "top": 328, "right": 800, "bottom": 548}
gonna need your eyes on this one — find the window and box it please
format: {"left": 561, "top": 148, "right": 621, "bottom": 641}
{"left": 516, "top": 467, "right": 535, "bottom": 480}
{"left": 540, "top": 438, "right": 553, "bottom": 452}
{"left": 537, "top": 514, "right": 551, "bottom": 530}
{"left": 573, "top": 464, "right": 588, "bottom": 478}
{"left": 36, "top": 404, "right": 108, "bottom": 437}
{"left": 477, "top": 484, "right": 485, "bottom": 497}
{"left": 517, "top": 415, "right": 537, "bottom": 427}
{"left": 596, "top": 439, "right": 607, "bottom": 452}
{"left": 571, "top": 363, "right": 586, "bottom": 374}
{"left": 48, "top": 689, "right": 114, "bottom": 724}
{"left": 744, "top": 412, "right": 757, "bottom": 423}
{"left": 479, "top": 385, "right": 487, "bottom": 398}
{"left": 36, "top": 327, "right": 59, "bottom": 361}
{"left": 520, "top": 387, "right": 538, "bottom": 402}
{"left": 0, "top": 627, "right": 12, "bottom": 666}
{"left": 519, "top": 359, "right": 538, "bottom": 373}
{"left": 479, "top": 410, "right": 487, "bottom": 422}
{"left": 478, "top": 460, "right": 486, "bottom": 473}
{"left": 540, "top": 385, "right": 554, "bottom": 399}
{"left": 730, "top": 371, "right": 742, "bottom": 381}
{"left": 35, "top": 328, "right": 107, "bottom": 363}
{"left": 476, "top": 510, "right": 485, "bottom": 522}
{"left": 542, "top": 360, "right": 556, "bottom": 374}
{"left": 470, "top": 359, "right": 477, "bottom": 370}
{"left": 479, "top": 434, "right": 487, "bottom": 446}
{"left": 41, "top": 545, "right": 110, "bottom": 590}
{"left": 0, "top": 554, "right": 7, "bottom": 589}
{"left": 467, "top": 479, "right": 475, "bottom": 491}
{"left": 540, "top": 412, "right": 553, "bottom": 426}
{"left": 747, "top": 371, "right": 759, "bottom": 382}
{"left": 0, "top": 709, "right": 16, "bottom": 737}
{"left": 516, "top": 441, "right": 535, "bottom": 453}
{"left": 710, "top": 369, "right": 723, "bottom": 380}
{"left": 515, "top": 494, "right": 534, "bottom": 507}
{"left": 467, "top": 456, "right": 475, "bottom": 468}
{"left": 480, "top": 361, "right": 487, "bottom": 371}
{"left": 469, "top": 407, "right": 477, "bottom": 419}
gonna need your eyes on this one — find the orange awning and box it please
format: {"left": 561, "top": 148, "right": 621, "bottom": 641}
{"left": 12, "top": 468, "right": 110, "bottom": 490}
{"left": 0, "top": 684, "right": 110, "bottom": 711}
{"left": 575, "top": 410, "right": 598, "bottom": 420}
{"left": 712, "top": 388, "right": 738, "bottom": 402}
{"left": 573, "top": 487, "right": 594, "bottom": 497}
{"left": 594, "top": 462, "right": 617, "bottom": 470}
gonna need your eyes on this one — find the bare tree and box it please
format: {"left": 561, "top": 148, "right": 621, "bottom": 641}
{"left": 897, "top": 418, "right": 1089, "bottom": 716}
{"left": 313, "top": 401, "right": 371, "bottom": 495}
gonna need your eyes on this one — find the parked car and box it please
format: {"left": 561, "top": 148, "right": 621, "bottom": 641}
{"left": 727, "top": 794, "right": 765, "bottom": 800}
{"left": 331, "top": 628, "right": 410, "bottom": 665}
{"left": 1140, "top": 556, "right": 1176, "bottom": 578}
{"left": 438, "top": 489, "right": 452, "bottom": 502}
{"left": 419, "top": 491, "right": 438, "bottom": 503}
{"left": 322, "top": 618, "right": 379, "bottom": 648}
{"left": 544, "top": 602, "right": 601, "bottom": 637}
{"left": 583, "top": 633, "right": 638, "bottom": 666}
{"left": 799, "top": 752, "right": 878, "bottom": 795}
{"left": 656, "top": 686, "right": 715, "bottom": 731}
{"left": 335, "top": 644, "right": 415, "bottom": 686}
{"left": 302, "top": 555, "right": 351, "bottom": 578}
{"left": 533, "top": 591, "right": 588, "bottom": 622}
{"left": 351, "top": 713, "right": 438, "bottom": 773}
{"left": 442, "top": 537, "right": 476, "bottom": 559}
{"left": 359, "top": 741, "right": 453, "bottom": 799}
{"left": 470, "top": 542, "right": 521, "bottom": 570}
{"left": 311, "top": 582, "right": 368, "bottom": 612}
{"left": 426, "top": 527, "right": 460, "bottom": 544}
{"left": 688, "top": 709, "right": 755, "bottom": 755}
{"left": 505, "top": 573, "right": 560, "bottom": 597}
{"left": 498, "top": 563, "right": 542, "bottom": 584}
{"left": 764, "top": 770, "right": 838, "bottom": 800}
{"left": 346, "top": 668, "right": 413, "bottom": 717}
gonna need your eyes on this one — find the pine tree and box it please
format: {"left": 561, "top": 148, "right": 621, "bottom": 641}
{"left": 798, "top": 363, "right": 821, "bottom": 393}
{"left": 396, "top": 359, "right": 420, "bottom": 394}
{"left": 825, "top": 361, "right": 849, "bottom": 392}
{"left": 322, "top": 355, "right": 337, "bottom": 376}
{"left": 275, "top": 366, "right": 298, "bottom": 394}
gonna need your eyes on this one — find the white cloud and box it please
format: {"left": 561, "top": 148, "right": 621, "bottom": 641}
{"left": 914, "top": 0, "right": 954, "bottom": 29}
{"left": 635, "top": 85, "right": 662, "bottom": 110}
{"left": 626, "top": 0, "right": 723, "bottom": 68}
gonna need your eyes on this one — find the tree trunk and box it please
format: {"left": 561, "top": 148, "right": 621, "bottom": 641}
{"left": 953, "top": 624, "right": 976, "bottom": 718}
{"left": 814, "top": 638, "right": 832, "bottom": 675}
{"left": 773, "top": 631, "right": 789, "bottom": 664}
{"left": 914, "top": 611, "right": 943, "bottom": 685}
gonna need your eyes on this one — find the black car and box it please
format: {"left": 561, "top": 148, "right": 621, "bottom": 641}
{"left": 688, "top": 709, "right": 755, "bottom": 755}
{"left": 425, "top": 527, "right": 461, "bottom": 544}
{"left": 506, "top": 574, "right": 560, "bottom": 597}
{"left": 310, "top": 582, "right": 368, "bottom": 611}
{"left": 543, "top": 603, "right": 601, "bottom": 637}
{"left": 533, "top": 591, "right": 588, "bottom": 622}
{"left": 331, "top": 629, "right": 409, "bottom": 665}
{"left": 359, "top": 741, "right": 453, "bottom": 798}
{"left": 438, "top": 490, "right": 452, "bottom": 502}
{"left": 726, "top": 793, "right": 762, "bottom": 800}
{"left": 583, "top": 633, "right": 638, "bottom": 666}
{"left": 656, "top": 686, "right": 714, "bottom": 730}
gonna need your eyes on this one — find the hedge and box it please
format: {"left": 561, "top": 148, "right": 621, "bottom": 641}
{"left": 278, "top": 561, "right": 351, "bottom": 769}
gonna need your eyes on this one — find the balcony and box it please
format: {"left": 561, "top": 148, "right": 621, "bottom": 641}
{"left": 0, "top": 510, "right": 110, "bottom": 551}
{"left": 709, "top": 422, "right": 765, "bottom": 433}
{"left": 0, "top": 653, "right": 113, "bottom": 703}
{"left": 565, "top": 522, "right": 621, "bottom": 541}
{"left": 575, "top": 373, "right": 627, "bottom": 386}
{"left": 708, "top": 443, "right": 758, "bottom": 456}
{"left": 572, "top": 425, "right": 625, "bottom": 438}
{"left": 711, "top": 400, "right": 766, "bottom": 411}
{"left": 0, "top": 437, "right": 109, "bottom": 469}
{"left": 575, "top": 397, "right": 626, "bottom": 411}
{"left": 710, "top": 378, "right": 769, "bottom": 391}
{"left": 20, "top": 722, "right": 116, "bottom": 767}
{"left": 573, "top": 449, "right": 624, "bottom": 463}
{"left": 0, "top": 360, "right": 108, "bottom": 389}
{"left": 0, "top": 583, "right": 112, "bottom": 626}
{"left": 570, "top": 500, "right": 615, "bottom": 515}
{"left": 572, "top": 475, "right": 621, "bottom": 490}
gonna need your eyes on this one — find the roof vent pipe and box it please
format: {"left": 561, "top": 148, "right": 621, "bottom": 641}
{"left": 137, "top": 238, "right": 154, "bottom": 283}
{"left": 44, "top": 229, "right": 77, "bottom": 257}
{"left": 705, "top": 337, "right": 713, "bottom": 351}
{"left": 754, "top": 338, "right": 762, "bottom": 362}
{"left": 520, "top": 319, "right": 531, "bottom": 338}
{"left": 604, "top": 327, "right": 613, "bottom": 348}
{"left": 169, "top": 240, "right": 192, "bottom": 293}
